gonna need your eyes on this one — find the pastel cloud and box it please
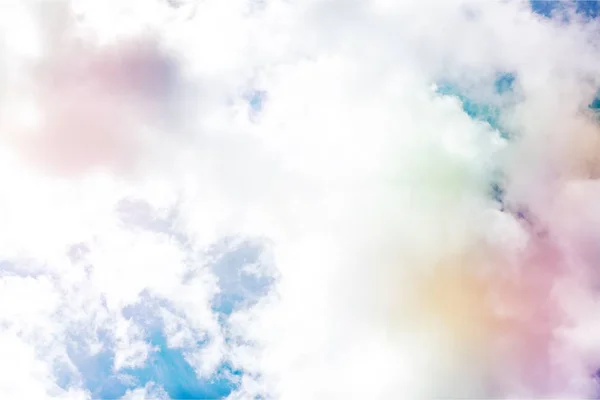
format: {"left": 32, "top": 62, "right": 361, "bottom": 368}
{"left": 1, "top": 1, "right": 600, "bottom": 399}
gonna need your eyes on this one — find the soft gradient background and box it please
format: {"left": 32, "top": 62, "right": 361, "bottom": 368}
{"left": 1, "top": 0, "right": 600, "bottom": 398}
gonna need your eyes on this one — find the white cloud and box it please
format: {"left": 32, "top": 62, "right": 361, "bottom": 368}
{"left": 120, "top": 382, "right": 170, "bottom": 400}
{"left": 1, "top": 0, "right": 600, "bottom": 399}
{"left": 0, "top": 330, "right": 89, "bottom": 399}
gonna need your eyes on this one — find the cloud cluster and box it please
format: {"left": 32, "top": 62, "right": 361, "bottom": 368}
{"left": 1, "top": 0, "right": 600, "bottom": 398}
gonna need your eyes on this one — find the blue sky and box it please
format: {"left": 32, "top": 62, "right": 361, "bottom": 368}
{"left": 54, "top": 236, "right": 271, "bottom": 399}
{"left": 530, "top": 0, "right": 599, "bottom": 19}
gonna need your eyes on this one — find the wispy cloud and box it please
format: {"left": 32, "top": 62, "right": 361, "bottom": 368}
{"left": 1, "top": 0, "right": 600, "bottom": 399}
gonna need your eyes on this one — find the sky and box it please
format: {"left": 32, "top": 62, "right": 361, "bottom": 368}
{"left": 1, "top": 0, "right": 600, "bottom": 399}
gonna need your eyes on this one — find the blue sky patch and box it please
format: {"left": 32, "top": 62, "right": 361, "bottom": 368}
{"left": 123, "top": 332, "right": 241, "bottom": 399}
{"left": 530, "top": 0, "right": 599, "bottom": 19}
{"left": 435, "top": 78, "right": 509, "bottom": 137}
{"left": 530, "top": 1, "right": 563, "bottom": 18}
{"left": 65, "top": 334, "right": 130, "bottom": 399}
{"left": 54, "top": 232, "right": 274, "bottom": 399}
{"left": 590, "top": 94, "right": 600, "bottom": 111}
{"left": 494, "top": 73, "right": 515, "bottom": 95}
{"left": 248, "top": 90, "right": 266, "bottom": 112}
{"left": 490, "top": 181, "right": 505, "bottom": 208}
{"left": 577, "top": 0, "right": 600, "bottom": 18}
{"left": 61, "top": 329, "right": 241, "bottom": 399}
{"left": 210, "top": 238, "right": 275, "bottom": 317}
{"left": 245, "top": 89, "right": 267, "bottom": 121}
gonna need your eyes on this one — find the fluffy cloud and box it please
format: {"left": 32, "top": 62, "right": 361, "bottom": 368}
{"left": 1, "top": 0, "right": 600, "bottom": 399}
{"left": 120, "top": 382, "right": 170, "bottom": 400}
